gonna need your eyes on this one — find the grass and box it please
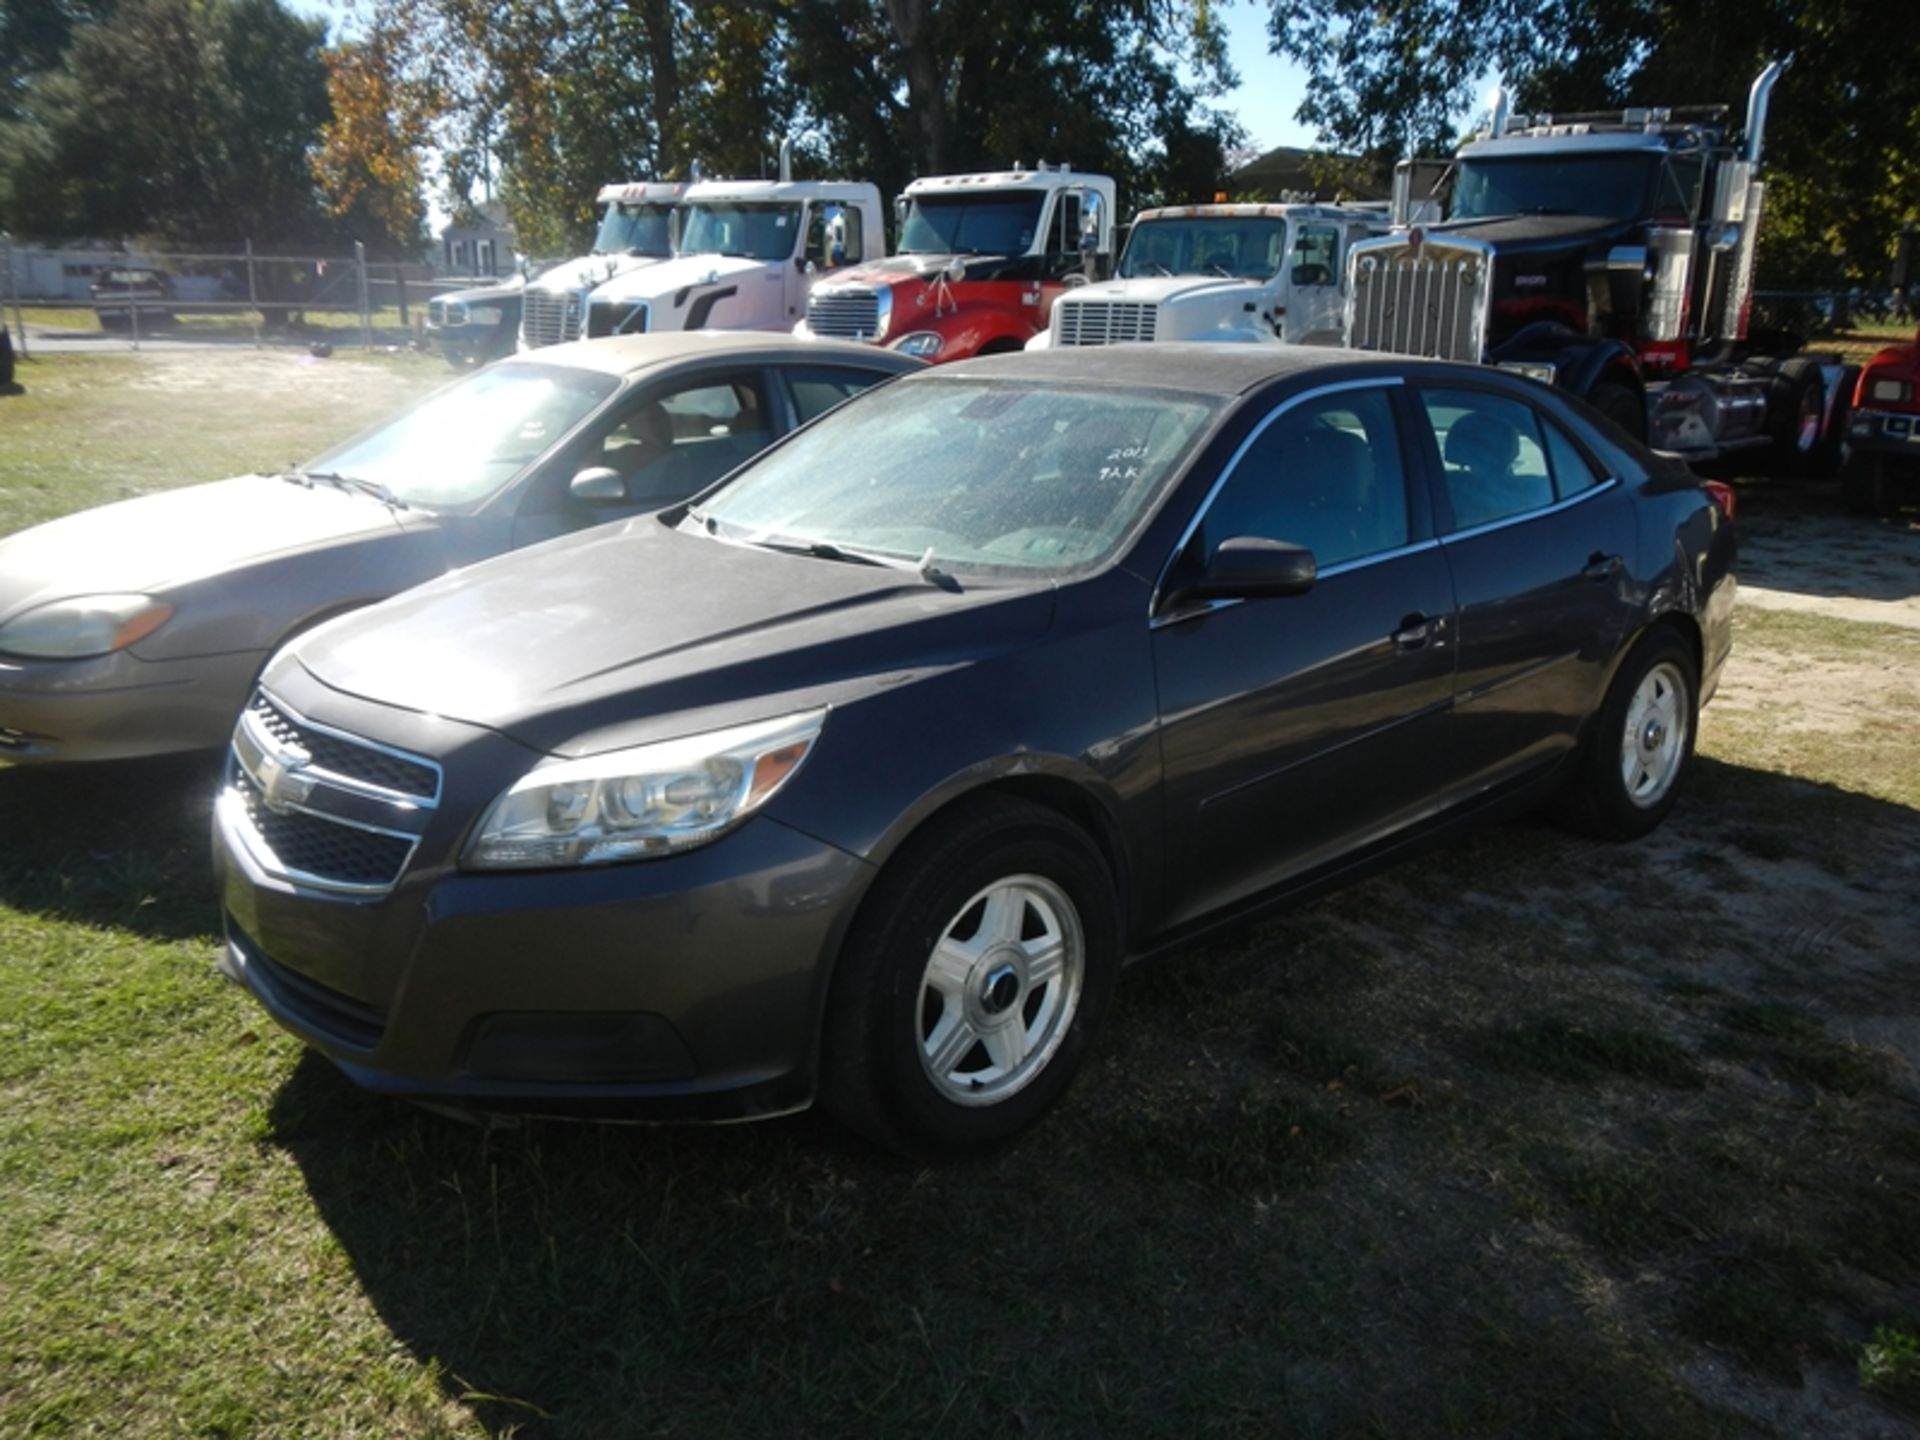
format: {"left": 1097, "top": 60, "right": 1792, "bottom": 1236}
{"left": 2, "top": 350, "right": 1919, "bottom": 1436}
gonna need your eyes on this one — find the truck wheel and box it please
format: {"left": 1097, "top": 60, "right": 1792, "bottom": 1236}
{"left": 1589, "top": 381, "right": 1646, "bottom": 443}
{"left": 819, "top": 795, "right": 1120, "bottom": 1157}
{"left": 1842, "top": 454, "right": 1899, "bottom": 517}
{"left": 1552, "top": 629, "right": 1698, "bottom": 841}
{"left": 1767, "top": 358, "right": 1830, "bottom": 476}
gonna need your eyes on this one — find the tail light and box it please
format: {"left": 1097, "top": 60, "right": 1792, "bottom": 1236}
{"left": 1701, "top": 479, "right": 1737, "bottom": 521}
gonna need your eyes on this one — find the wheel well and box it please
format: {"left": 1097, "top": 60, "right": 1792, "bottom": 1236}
{"left": 1647, "top": 610, "right": 1703, "bottom": 678}
{"left": 975, "top": 337, "right": 1023, "bottom": 356}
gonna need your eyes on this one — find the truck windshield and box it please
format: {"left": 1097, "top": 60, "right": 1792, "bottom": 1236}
{"left": 593, "top": 203, "right": 675, "bottom": 257}
{"left": 1452, "top": 153, "right": 1657, "bottom": 221}
{"left": 680, "top": 202, "right": 803, "bottom": 260}
{"left": 1120, "top": 218, "right": 1287, "bottom": 279}
{"left": 899, "top": 192, "right": 1046, "bottom": 256}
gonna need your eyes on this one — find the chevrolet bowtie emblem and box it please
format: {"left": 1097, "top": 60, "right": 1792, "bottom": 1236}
{"left": 256, "top": 745, "right": 315, "bottom": 814}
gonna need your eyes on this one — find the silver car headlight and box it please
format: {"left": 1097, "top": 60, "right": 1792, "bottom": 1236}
{"left": 0, "top": 594, "right": 174, "bottom": 659}
{"left": 464, "top": 709, "right": 828, "bottom": 869}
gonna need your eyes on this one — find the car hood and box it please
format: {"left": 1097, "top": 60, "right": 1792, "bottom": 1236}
{"left": 1064, "top": 274, "right": 1262, "bottom": 307}
{"left": 589, "top": 253, "right": 777, "bottom": 305}
{"left": 0, "top": 475, "right": 409, "bottom": 623}
{"left": 528, "top": 252, "right": 665, "bottom": 295}
{"left": 291, "top": 518, "right": 1055, "bottom": 756}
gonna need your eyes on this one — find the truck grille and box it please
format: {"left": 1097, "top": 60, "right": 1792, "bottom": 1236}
{"left": 806, "top": 288, "right": 883, "bottom": 341}
{"left": 1345, "top": 235, "right": 1492, "bottom": 364}
{"left": 521, "top": 288, "right": 584, "bottom": 348}
{"left": 1054, "top": 301, "right": 1157, "bottom": 346}
{"left": 222, "top": 690, "right": 441, "bottom": 896}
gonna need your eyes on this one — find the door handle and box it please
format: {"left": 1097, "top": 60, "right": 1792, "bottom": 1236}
{"left": 1583, "top": 552, "right": 1624, "bottom": 581}
{"left": 1392, "top": 613, "right": 1436, "bottom": 649}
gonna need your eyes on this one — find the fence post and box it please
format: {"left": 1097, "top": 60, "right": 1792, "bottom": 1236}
{"left": 127, "top": 269, "right": 140, "bottom": 352}
{"left": 355, "top": 241, "right": 371, "bottom": 350}
{"left": 245, "top": 238, "right": 260, "bottom": 347}
{"left": 395, "top": 266, "right": 409, "bottom": 327}
{"left": 2, "top": 235, "right": 27, "bottom": 361}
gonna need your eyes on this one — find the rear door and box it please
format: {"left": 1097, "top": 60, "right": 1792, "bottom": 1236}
{"left": 1151, "top": 380, "right": 1458, "bottom": 926}
{"left": 1411, "top": 383, "right": 1641, "bottom": 794}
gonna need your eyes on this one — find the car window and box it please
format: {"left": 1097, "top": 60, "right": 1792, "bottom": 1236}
{"left": 595, "top": 371, "right": 774, "bottom": 504}
{"left": 1419, "top": 389, "right": 1557, "bottom": 530}
{"left": 1541, "top": 415, "right": 1603, "bottom": 499}
{"left": 1193, "top": 387, "right": 1410, "bottom": 568}
{"left": 1289, "top": 224, "right": 1340, "bottom": 286}
{"left": 786, "top": 366, "right": 891, "bottom": 425}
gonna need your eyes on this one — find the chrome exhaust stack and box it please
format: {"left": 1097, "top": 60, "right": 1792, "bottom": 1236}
{"left": 1744, "top": 60, "right": 1785, "bottom": 166}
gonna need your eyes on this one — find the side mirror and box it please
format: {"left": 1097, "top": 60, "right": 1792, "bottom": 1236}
{"left": 569, "top": 466, "right": 628, "bottom": 504}
{"left": 1170, "top": 536, "right": 1316, "bottom": 607}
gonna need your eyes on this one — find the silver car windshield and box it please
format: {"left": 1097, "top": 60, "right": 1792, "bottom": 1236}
{"left": 1120, "top": 218, "right": 1287, "bottom": 279}
{"left": 303, "top": 364, "right": 619, "bottom": 508}
{"left": 695, "top": 380, "right": 1219, "bottom": 575}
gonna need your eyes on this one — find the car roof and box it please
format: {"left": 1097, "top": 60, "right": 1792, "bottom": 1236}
{"left": 514, "top": 331, "right": 923, "bottom": 380}
{"left": 937, "top": 342, "right": 1443, "bottom": 398}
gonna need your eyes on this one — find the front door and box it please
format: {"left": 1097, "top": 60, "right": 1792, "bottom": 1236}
{"left": 1152, "top": 382, "right": 1457, "bottom": 926}
{"left": 1285, "top": 221, "right": 1345, "bottom": 343}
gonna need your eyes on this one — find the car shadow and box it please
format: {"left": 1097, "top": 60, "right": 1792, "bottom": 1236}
{"left": 0, "top": 752, "right": 225, "bottom": 942}
{"left": 258, "top": 754, "right": 1920, "bottom": 1437}
{"left": 1732, "top": 476, "right": 1920, "bottom": 606}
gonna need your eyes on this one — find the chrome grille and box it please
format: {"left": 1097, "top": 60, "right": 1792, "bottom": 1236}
{"left": 1054, "top": 301, "right": 1158, "bottom": 346}
{"left": 1344, "top": 235, "right": 1491, "bottom": 363}
{"left": 233, "top": 767, "right": 414, "bottom": 890}
{"left": 247, "top": 693, "right": 437, "bottom": 800}
{"left": 521, "top": 288, "right": 584, "bottom": 348}
{"left": 806, "top": 288, "right": 882, "bottom": 340}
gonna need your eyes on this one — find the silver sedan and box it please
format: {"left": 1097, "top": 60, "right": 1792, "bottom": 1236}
{"left": 0, "top": 333, "right": 918, "bottom": 763}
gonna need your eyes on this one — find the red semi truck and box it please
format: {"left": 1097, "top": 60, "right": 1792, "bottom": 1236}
{"left": 1843, "top": 326, "right": 1920, "bottom": 514}
{"left": 796, "top": 164, "right": 1117, "bottom": 361}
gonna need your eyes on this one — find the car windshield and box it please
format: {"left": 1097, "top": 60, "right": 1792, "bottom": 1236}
{"left": 1452, "top": 153, "right": 1657, "bottom": 221}
{"left": 899, "top": 192, "right": 1046, "bottom": 256}
{"left": 593, "top": 202, "right": 675, "bottom": 257}
{"left": 1119, "top": 218, "right": 1287, "bottom": 279}
{"left": 693, "top": 379, "right": 1219, "bottom": 575}
{"left": 679, "top": 202, "right": 802, "bottom": 260}
{"left": 302, "top": 363, "right": 618, "bottom": 508}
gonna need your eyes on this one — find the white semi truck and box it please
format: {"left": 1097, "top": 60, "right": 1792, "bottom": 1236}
{"left": 1030, "top": 201, "right": 1390, "bottom": 349}
{"left": 519, "top": 181, "right": 688, "bottom": 350}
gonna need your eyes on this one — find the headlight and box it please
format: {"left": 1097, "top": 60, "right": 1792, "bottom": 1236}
{"left": 464, "top": 709, "right": 827, "bottom": 869}
{"left": 1867, "top": 376, "right": 1913, "bottom": 406}
{"left": 889, "top": 331, "right": 944, "bottom": 358}
{"left": 465, "top": 305, "right": 503, "bottom": 326}
{"left": 0, "top": 594, "right": 174, "bottom": 659}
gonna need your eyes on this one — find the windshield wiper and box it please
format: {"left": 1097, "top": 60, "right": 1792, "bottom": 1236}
{"left": 749, "top": 535, "right": 961, "bottom": 591}
{"left": 289, "top": 469, "right": 408, "bottom": 510}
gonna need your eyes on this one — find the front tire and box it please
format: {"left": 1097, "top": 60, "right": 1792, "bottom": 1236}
{"left": 1553, "top": 630, "right": 1699, "bottom": 841}
{"left": 819, "top": 795, "right": 1120, "bottom": 1156}
{"left": 1588, "top": 380, "right": 1646, "bottom": 444}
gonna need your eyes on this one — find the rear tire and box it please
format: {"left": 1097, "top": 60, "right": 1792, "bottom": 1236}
{"left": 819, "top": 795, "right": 1120, "bottom": 1157}
{"left": 1552, "top": 630, "right": 1698, "bottom": 841}
{"left": 1588, "top": 380, "right": 1646, "bottom": 444}
{"left": 1768, "top": 357, "right": 1831, "bottom": 476}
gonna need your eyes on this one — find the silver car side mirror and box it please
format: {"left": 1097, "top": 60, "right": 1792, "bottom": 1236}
{"left": 570, "top": 467, "right": 627, "bottom": 504}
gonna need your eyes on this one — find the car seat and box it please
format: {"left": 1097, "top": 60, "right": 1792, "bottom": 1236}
{"left": 1442, "top": 409, "right": 1549, "bottom": 528}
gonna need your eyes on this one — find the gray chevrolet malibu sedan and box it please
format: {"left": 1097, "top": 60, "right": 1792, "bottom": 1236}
{"left": 0, "top": 334, "right": 918, "bottom": 762}
{"left": 215, "top": 344, "right": 1735, "bottom": 1154}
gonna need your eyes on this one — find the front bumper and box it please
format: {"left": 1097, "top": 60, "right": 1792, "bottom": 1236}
{"left": 1846, "top": 407, "right": 1920, "bottom": 460}
{"left": 213, "top": 758, "right": 876, "bottom": 1121}
{"left": 0, "top": 647, "right": 261, "bottom": 763}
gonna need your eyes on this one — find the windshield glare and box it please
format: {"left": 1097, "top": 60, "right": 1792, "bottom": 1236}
{"left": 1120, "top": 218, "right": 1287, "bottom": 279}
{"left": 304, "top": 364, "right": 618, "bottom": 508}
{"left": 680, "top": 202, "right": 802, "bottom": 260}
{"left": 900, "top": 193, "right": 1046, "bottom": 256}
{"left": 695, "top": 380, "right": 1219, "bottom": 575}
{"left": 593, "top": 202, "right": 674, "bottom": 256}
{"left": 1452, "top": 153, "right": 1656, "bottom": 221}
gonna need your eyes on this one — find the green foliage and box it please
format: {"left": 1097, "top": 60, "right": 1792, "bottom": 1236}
{"left": 1267, "top": 0, "right": 1920, "bottom": 285}
{"left": 1859, "top": 1324, "right": 1920, "bottom": 1410}
{"left": 0, "top": 0, "right": 333, "bottom": 246}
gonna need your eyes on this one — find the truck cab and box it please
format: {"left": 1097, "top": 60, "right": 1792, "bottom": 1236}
{"left": 582, "top": 168, "right": 883, "bottom": 339}
{"left": 1342, "top": 62, "right": 1852, "bottom": 470}
{"left": 797, "top": 165, "right": 1116, "bottom": 361}
{"left": 1030, "top": 202, "right": 1388, "bottom": 350}
{"left": 1843, "top": 326, "right": 1920, "bottom": 514}
{"left": 520, "top": 181, "right": 686, "bottom": 351}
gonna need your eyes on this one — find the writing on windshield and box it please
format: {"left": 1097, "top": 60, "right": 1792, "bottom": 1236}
{"left": 899, "top": 192, "right": 1046, "bottom": 257}
{"left": 1120, "top": 218, "right": 1287, "bottom": 279}
{"left": 1452, "top": 154, "right": 1656, "bottom": 222}
{"left": 680, "top": 202, "right": 802, "bottom": 260}
{"left": 593, "top": 203, "right": 675, "bottom": 257}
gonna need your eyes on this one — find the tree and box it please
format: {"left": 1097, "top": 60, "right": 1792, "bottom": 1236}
{"left": 0, "top": 0, "right": 334, "bottom": 245}
{"left": 0, "top": 0, "right": 115, "bottom": 120}
{"left": 312, "top": 30, "right": 431, "bottom": 257}
{"left": 1267, "top": 0, "right": 1920, "bottom": 285}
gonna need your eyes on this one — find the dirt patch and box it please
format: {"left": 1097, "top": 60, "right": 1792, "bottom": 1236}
{"left": 1733, "top": 479, "right": 1920, "bottom": 629}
